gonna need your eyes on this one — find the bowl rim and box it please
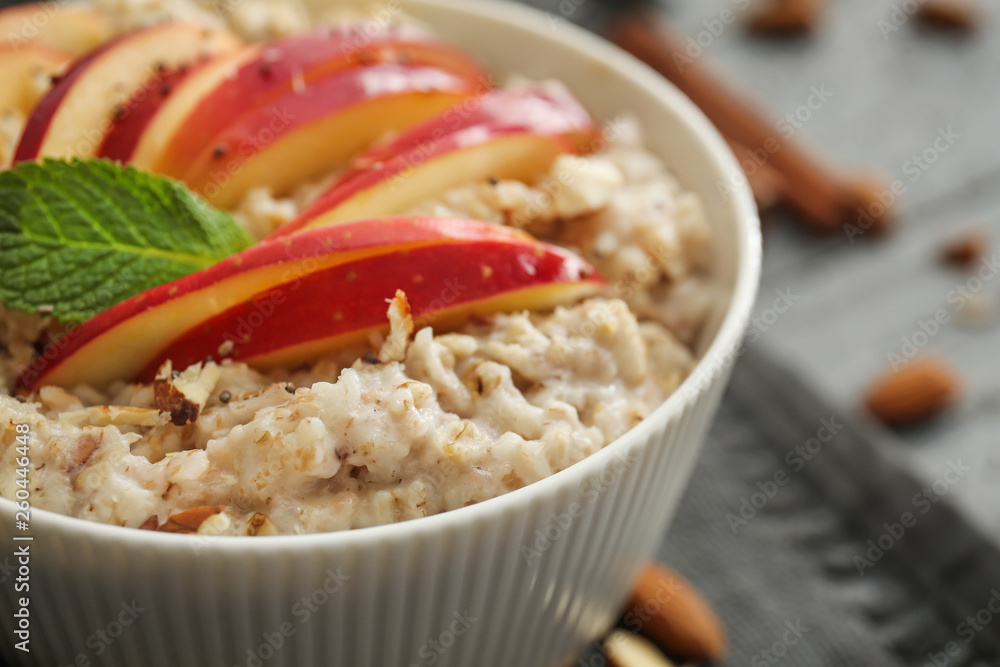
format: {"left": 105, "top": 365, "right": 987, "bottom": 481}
{"left": 0, "top": 0, "right": 762, "bottom": 552}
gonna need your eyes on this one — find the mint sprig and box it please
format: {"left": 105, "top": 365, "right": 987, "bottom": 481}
{"left": 0, "top": 159, "right": 255, "bottom": 322}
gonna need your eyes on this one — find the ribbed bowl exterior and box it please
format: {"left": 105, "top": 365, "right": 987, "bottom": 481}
{"left": 0, "top": 375, "right": 729, "bottom": 667}
{"left": 0, "top": 1, "right": 760, "bottom": 665}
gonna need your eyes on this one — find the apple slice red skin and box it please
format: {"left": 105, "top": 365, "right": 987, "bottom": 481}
{"left": 275, "top": 128, "right": 576, "bottom": 238}
{"left": 96, "top": 65, "right": 198, "bottom": 163}
{"left": 18, "top": 217, "right": 597, "bottom": 391}
{"left": 12, "top": 37, "right": 106, "bottom": 161}
{"left": 349, "top": 86, "right": 598, "bottom": 171}
{"left": 13, "top": 23, "right": 238, "bottom": 163}
{"left": 179, "top": 63, "right": 481, "bottom": 208}
{"left": 117, "top": 46, "right": 262, "bottom": 168}
{"left": 272, "top": 87, "right": 599, "bottom": 237}
{"left": 155, "top": 24, "right": 488, "bottom": 178}
{"left": 139, "top": 238, "right": 602, "bottom": 378}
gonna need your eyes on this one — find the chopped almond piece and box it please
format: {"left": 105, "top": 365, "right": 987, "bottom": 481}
{"left": 157, "top": 506, "right": 227, "bottom": 534}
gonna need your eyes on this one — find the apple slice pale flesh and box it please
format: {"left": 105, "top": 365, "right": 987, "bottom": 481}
{"left": 0, "top": 3, "right": 112, "bottom": 55}
{"left": 271, "top": 87, "right": 599, "bottom": 237}
{"left": 20, "top": 217, "right": 603, "bottom": 391}
{"left": 0, "top": 45, "right": 72, "bottom": 114}
{"left": 152, "top": 24, "right": 487, "bottom": 178}
{"left": 13, "top": 22, "right": 239, "bottom": 162}
{"left": 98, "top": 47, "right": 262, "bottom": 165}
{"left": 179, "top": 63, "right": 481, "bottom": 209}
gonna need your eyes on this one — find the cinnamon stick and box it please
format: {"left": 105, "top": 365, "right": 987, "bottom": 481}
{"left": 610, "top": 10, "right": 894, "bottom": 236}
{"left": 726, "top": 137, "right": 787, "bottom": 213}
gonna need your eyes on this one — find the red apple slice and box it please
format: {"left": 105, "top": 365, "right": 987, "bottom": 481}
{"left": 13, "top": 22, "right": 239, "bottom": 162}
{"left": 97, "top": 46, "right": 262, "bottom": 165}
{"left": 0, "top": 3, "right": 112, "bottom": 55}
{"left": 179, "top": 63, "right": 481, "bottom": 209}
{"left": 271, "top": 87, "right": 599, "bottom": 236}
{"left": 145, "top": 233, "right": 600, "bottom": 376}
{"left": 350, "top": 86, "right": 597, "bottom": 169}
{"left": 152, "top": 24, "right": 487, "bottom": 179}
{"left": 20, "top": 217, "right": 602, "bottom": 391}
{"left": 0, "top": 44, "right": 72, "bottom": 114}
{"left": 95, "top": 63, "right": 198, "bottom": 162}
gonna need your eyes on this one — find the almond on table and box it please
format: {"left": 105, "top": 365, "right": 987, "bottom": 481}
{"left": 624, "top": 563, "right": 727, "bottom": 663}
{"left": 865, "top": 358, "right": 961, "bottom": 427}
{"left": 940, "top": 231, "right": 988, "bottom": 269}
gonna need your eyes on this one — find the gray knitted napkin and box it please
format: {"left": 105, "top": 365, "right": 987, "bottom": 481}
{"left": 621, "top": 348, "right": 1000, "bottom": 667}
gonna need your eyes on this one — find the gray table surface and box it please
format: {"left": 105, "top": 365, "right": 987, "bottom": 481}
{"left": 654, "top": 0, "right": 1000, "bottom": 545}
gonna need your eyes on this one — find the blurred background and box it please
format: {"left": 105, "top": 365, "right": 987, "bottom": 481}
{"left": 1, "top": 0, "right": 997, "bottom": 664}
{"left": 510, "top": 0, "right": 1000, "bottom": 665}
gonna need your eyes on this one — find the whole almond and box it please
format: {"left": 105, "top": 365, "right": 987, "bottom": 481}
{"left": 941, "top": 231, "right": 987, "bottom": 269}
{"left": 157, "top": 505, "right": 226, "bottom": 534}
{"left": 623, "top": 564, "right": 726, "bottom": 663}
{"left": 865, "top": 358, "right": 960, "bottom": 427}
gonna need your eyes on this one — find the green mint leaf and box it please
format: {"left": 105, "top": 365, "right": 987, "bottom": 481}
{"left": 0, "top": 159, "right": 255, "bottom": 322}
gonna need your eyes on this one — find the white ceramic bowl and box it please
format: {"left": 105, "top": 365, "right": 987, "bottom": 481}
{"left": 0, "top": 1, "right": 760, "bottom": 665}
